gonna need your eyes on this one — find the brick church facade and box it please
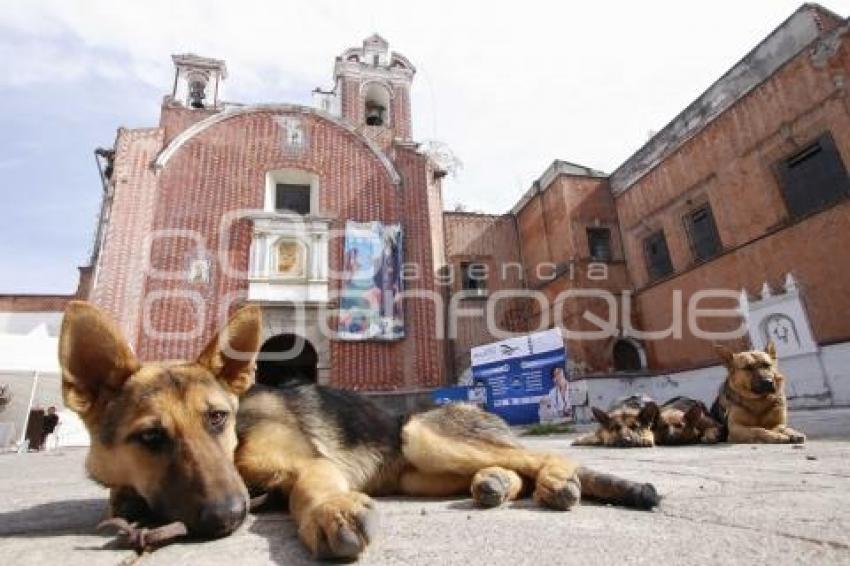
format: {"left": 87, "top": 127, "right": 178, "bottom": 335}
{"left": 85, "top": 35, "right": 447, "bottom": 392}
{"left": 5, "top": 4, "right": 850, "bottom": 408}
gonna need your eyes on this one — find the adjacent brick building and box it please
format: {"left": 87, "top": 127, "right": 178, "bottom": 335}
{"left": 445, "top": 4, "right": 850, "bottom": 408}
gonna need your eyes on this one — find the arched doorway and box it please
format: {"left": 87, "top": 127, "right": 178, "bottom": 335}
{"left": 256, "top": 334, "right": 318, "bottom": 387}
{"left": 613, "top": 339, "right": 645, "bottom": 372}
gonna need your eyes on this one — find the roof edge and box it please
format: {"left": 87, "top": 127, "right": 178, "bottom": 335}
{"left": 609, "top": 3, "right": 844, "bottom": 195}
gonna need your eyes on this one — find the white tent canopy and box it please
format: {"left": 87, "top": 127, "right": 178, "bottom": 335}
{"left": 0, "top": 322, "right": 60, "bottom": 373}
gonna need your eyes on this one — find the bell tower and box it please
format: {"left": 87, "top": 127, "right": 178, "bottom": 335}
{"left": 171, "top": 53, "right": 227, "bottom": 110}
{"left": 314, "top": 34, "right": 415, "bottom": 142}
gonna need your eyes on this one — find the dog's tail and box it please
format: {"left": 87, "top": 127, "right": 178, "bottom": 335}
{"left": 577, "top": 467, "right": 660, "bottom": 510}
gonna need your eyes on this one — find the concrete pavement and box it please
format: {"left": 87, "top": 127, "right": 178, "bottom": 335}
{"left": 2, "top": 434, "right": 849, "bottom": 565}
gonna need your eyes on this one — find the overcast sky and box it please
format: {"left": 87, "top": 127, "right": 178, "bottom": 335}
{"left": 1, "top": 0, "right": 848, "bottom": 294}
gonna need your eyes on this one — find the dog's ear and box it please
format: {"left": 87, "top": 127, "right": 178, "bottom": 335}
{"left": 197, "top": 305, "right": 262, "bottom": 395}
{"left": 684, "top": 403, "right": 704, "bottom": 426}
{"left": 59, "top": 301, "right": 140, "bottom": 416}
{"left": 638, "top": 402, "right": 660, "bottom": 428}
{"left": 714, "top": 344, "right": 735, "bottom": 368}
{"left": 764, "top": 341, "right": 777, "bottom": 361}
{"left": 591, "top": 407, "right": 612, "bottom": 427}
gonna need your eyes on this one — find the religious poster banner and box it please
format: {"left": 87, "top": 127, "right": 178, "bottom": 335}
{"left": 338, "top": 221, "right": 404, "bottom": 340}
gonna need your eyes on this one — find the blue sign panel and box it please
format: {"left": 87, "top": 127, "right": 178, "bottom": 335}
{"left": 470, "top": 330, "right": 567, "bottom": 425}
{"left": 431, "top": 385, "right": 488, "bottom": 408}
{"left": 432, "top": 386, "right": 472, "bottom": 406}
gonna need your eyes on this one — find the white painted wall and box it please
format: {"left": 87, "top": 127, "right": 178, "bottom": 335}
{"left": 570, "top": 341, "right": 848, "bottom": 422}
{"left": 821, "top": 342, "right": 850, "bottom": 405}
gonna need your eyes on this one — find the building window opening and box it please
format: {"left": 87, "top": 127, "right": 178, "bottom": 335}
{"left": 776, "top": 132, "right": 849, "bottom": 219}
{"left": 364, "top": 83, "right": 390, "bottom": 127}
{"left": 587, "top": 228, "right": 612, "bottom": 262}
{"left": 644, "top": 230, "right": 673, "bottom": 282}
{"left": 613, "top": 339, "right": 643, "bottom": 372}
{"left": 460, "top": 262, "right": 487, "bottom": 295}
{"left": 365, "top": 101, "right": 385, "bottom": 126}
{"left": 188, "top": 79, "right": 207, "bottom": 109}
{"left": 275, "top": 184, "right": 311, "bottom": 215}
{"left": 256, "top": 334, "right": 318, "bottom": 386}
{"left": 684, "top": 204, "right": 721, "bottom": 263}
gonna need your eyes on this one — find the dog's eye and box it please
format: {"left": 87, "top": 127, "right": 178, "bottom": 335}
{"left": 133, "top": 428, "right": 168, "bottom": 450}
{"left": 207, "top": 410, "right": 229, "bottom": 431}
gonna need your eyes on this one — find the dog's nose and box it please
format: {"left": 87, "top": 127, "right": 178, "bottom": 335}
{"left": 196, "top": 494, "right": 248, "bottom": 538}
{"left": 756, "top": 380, "right": 776, "bottom": 394}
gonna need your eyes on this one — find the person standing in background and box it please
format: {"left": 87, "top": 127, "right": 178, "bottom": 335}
{"left": 41, "top": 406, "right": 60, "bottom": 451}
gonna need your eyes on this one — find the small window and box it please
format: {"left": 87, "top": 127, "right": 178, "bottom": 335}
{"left": 460, "top": 262, "right": 487, "bottom": 294}
{"left": 684, "top": 205, "right": 721, "bottom": 262}
{"left": 587, "top": 228, "right": 612, "bottom": 262}
{"left": 776, "top": 132, "right": 849, "bottom": 219}
{"left": 644, "top": 230, "right": 673, "bottom": 281}
{"left": 275, "top": 184, "right": 311, "bottom": 215}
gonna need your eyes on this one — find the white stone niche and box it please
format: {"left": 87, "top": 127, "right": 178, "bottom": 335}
{"left": 739, "top": 273, "right": 818, "bottom": 358}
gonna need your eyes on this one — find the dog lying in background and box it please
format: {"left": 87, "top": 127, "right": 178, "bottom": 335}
{"left": 653, "top": 397, "right": 720, "bottom": 446}
{"left": 711, "top": 342, "right": 805, "bottom": 444}
{"left": 59, "top": 302, "right": 659, "bottom": 560}
{"left": 573, "top": 395, "right": 722, "bottom": 448}
{"left": 573, "top": 396, "right": 659, "bottom": 448}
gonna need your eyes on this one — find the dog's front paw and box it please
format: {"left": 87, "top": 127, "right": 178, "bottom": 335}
{"left": 786, "top": 429, "right": 806, "bottom": 444}
{"left": 299, "top": 492, "right": 377, "bottom": 560}
{"left": 533, "top": 465, "right": 581, "bottom": 511}
{"left": 471, "top": 467, "right": 522, "bottom": 508}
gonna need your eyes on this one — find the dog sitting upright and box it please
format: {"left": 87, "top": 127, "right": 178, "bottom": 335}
{"left": 573, "top": 396, "right": 659, "bottom": 448}
{"left": 711, "top": 342, "right": 805, "bottom": 444}
{"left": 59, "top": 301, "right": 659, "bottom": 560}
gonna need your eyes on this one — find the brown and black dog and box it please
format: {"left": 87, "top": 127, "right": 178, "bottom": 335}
{"left": 710, "top": 342, "right": 805, "bottom": 444}
{"left": 653, "top": 397, "right": 721, "bottom": 446}
{"left": 572, "top": 396, "right": 659, "bottom": 448}
{"left": 59, "top": 302, "right": 659, "bottom": 560}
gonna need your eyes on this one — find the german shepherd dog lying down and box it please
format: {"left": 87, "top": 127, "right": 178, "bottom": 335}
{"left": 711, "top": 343, "right": 805, "bottom": 444}
{"left": 573, "top": 396, "right": 660, "bottom": 447}
{"left": 654, "top": 397, "right": 720, "bottom": 446}
{"left": 59, "top": 302, "right": 659, "bottom": 560}
{"left": 573, "top": 395, "right": 722, "bottom": 447}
